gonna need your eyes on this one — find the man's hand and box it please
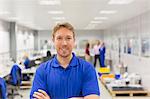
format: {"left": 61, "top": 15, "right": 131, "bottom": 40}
{"left": 68, "top": 97, "right": 83, "bottom": 99}
{"left": 84, "top": 95, "right": 99, "bottom": 99}
{"left": 33, "top": 89, "right": 50, "bottom": 99}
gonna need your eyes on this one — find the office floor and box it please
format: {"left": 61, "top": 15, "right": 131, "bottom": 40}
{"left": 14, "top": 61, "right": 150, "bottom": 99}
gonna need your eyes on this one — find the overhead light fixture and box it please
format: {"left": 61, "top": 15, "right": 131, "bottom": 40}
{"left": 0, "top": 11, "right": 10, "bottom": 15}
{"left": 94, "top": 17, "right": 108, "bottom": 20}
{"left": 108, "top": 0, "right": 134, "bottom": 5}
{"left": 39, "top": 0, "right": 61, "bottom": 5}
{"left": 100, "top": 10, "right": 117, "bottom": 14}
{"left": 84, "top": 24, "right": 97, "bottom": 30}
{"left": 91, "top": 21, "right": 102, "bottom": 24}
{"left": 48, "top": 11, "right": 64, "bottom": 14}
{"left": 52, "top": 17, "right": 65, "bottom": 20}
{"left": 55, "top": 21, "right": 61, "bottom": 24}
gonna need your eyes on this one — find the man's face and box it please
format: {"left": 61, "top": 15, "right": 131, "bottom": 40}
{"left": 53, "top": 27, "right": 75, "bottom": 58}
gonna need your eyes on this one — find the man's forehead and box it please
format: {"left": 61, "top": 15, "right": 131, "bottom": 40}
{"left": 55, "top": 30, "right": 73, "bottom": 36}
{"left": 56, "top": 27, "right": 72, "bottom": 32}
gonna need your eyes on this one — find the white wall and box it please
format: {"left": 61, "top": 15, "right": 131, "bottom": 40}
{"left": 16, "top": 25, "right": 35, "bottom": 60}
{"left": 75, "top": 30, "right": 104, "bottom": 48}
{"left": 0, "top": 20, "right": 10, "bottom": 64}
{"left": 0, "top": 21, "right": 10, "bottom": 53}
{"left": 104, "top": 10, "right": 150, "bottom": 89}
{"left": 38, "top": 30, "right": 52, "bottom": 51}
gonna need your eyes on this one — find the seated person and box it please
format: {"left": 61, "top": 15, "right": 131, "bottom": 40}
{"left": 47, "top": 50, "right": 51, "bottom": 57}
{"left": 23, "top": 54, "right": 31, "bottom": 81}
{"left": 42, "top": 50, "right": 52, "bottom": 62}
{"left": 23, "top": 55, "right": 30, "bottom": 69}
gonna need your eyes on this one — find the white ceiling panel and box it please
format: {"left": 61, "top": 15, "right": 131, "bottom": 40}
{"left": 0, "top": 0, "right": 149, "bottom": 30}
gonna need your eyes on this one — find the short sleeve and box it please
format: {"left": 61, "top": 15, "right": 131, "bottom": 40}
{"left": 82, "top": 63, "right": 100, "bottom": 96}
{"left": 30, "top": 64, "right": 48, "bottom": 98}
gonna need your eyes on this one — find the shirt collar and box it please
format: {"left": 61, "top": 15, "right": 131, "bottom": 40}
{"left": 52, "top": 53, "right": 79, "bottom": 68}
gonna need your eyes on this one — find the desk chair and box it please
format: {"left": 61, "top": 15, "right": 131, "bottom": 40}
{"left": 0, "top": 77, "right": 7, "bottom": 99}
{"left": 7, "top": 64, "right": 23, "bottom": 99}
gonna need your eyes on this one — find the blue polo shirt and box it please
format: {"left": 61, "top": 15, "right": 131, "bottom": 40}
{"left": 30, "top": 53, "right": 100, "bottom": 99}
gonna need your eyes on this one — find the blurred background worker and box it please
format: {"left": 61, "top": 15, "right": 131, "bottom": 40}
{"left": 93, "top": 40, "right": 101, "bottom": 67}
{"left": 23, "top": 53, "right": 30, "bottom": 69}
{"left": 99, "top": 42, "right": 106, "bottom": 67}
{"left": 85, "top": 42, "right": 91, "bottom": 62}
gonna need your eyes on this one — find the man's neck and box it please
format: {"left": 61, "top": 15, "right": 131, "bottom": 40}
{"left": 57, "top": 54, "right": 73, "bottom": 69}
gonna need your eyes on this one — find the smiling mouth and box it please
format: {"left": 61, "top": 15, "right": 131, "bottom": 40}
{"left": 60, "top": 48, "right": 68, "bottom": 52}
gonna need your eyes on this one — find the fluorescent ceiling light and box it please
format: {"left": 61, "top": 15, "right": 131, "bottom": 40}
{"left": 91, "top": 21, "right": 102, "bottom": 24}
{"left": 52, "top": 17, "right": 65, "bottom": 20}
{"left": 94, "top": 17, "right": 108, "bottom": 20}
{"left": 55, "top": 20, "right": 67, "bottom": 24}
{"left": 108, "top": 0, "right": 134, "bottom": 5}
{"left": 55, "top": 21, "right": 61, "bottom": 24}
{"left": 39, "top": 0, "right": 61, "bottom": 5}
{"left": 84, "top": 24, "right": 97, "bottom": 29}
{"left": 100, "top": 10, "right": 117, "bottom": 14}
{"left": 0, "top": 11, "right": 10, "bottom": 15}
{"left": 48, "top": 11, "right": 64, "bottom": 14}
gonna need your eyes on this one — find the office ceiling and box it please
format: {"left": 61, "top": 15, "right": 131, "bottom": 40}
{"left": 0, "top": 0, "right": 150, "bottom": 30}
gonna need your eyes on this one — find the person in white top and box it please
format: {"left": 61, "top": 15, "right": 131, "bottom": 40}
{"left": 93, "top": 40, "right": 101, "bottom": 67}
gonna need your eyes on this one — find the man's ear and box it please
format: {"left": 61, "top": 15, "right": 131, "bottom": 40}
{"left": 74, "top": 42, "right": 77, "bottom": 48}
{"left": 52, "top": 37, "right": 54, "bottom": 42}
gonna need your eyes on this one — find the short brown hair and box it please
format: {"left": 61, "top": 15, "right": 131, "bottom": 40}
{"left": 52, "top": 22, "right": 75, "bottom": 39}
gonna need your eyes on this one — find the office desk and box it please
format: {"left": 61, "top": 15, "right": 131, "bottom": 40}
{"left": 0, "top": 65, "right": 37, "bottom": 78}
{"left": 34, "top": 60, "right": 41, "bottom": 65}
{"left": 30, "top": 55, "right": 45, "bottom": 61}
{"left": 22, "top": 67, "right": 37, "bottom": 75}
{"left": 21, "top": 67, "right": 37, "bottom": 89}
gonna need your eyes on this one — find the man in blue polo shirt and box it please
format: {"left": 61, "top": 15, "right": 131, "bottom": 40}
{"left": 30, "top": 22, "right": 100, "bottom": 99}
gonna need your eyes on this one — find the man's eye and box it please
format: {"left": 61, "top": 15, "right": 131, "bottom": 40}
{"left": 67, "top": 37, "right": 71, "bottom": 40}
{"left": 57, "top": 37, "right": 62, "bottom": 40}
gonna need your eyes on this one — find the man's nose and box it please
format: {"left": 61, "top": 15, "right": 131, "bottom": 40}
{"left": 62, "top": 39, "right": 67, "bottom": 45}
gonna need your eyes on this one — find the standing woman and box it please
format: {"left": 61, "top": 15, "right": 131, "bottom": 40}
{"left": 85, "top": 42, "right": 91, "bottom": 62}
